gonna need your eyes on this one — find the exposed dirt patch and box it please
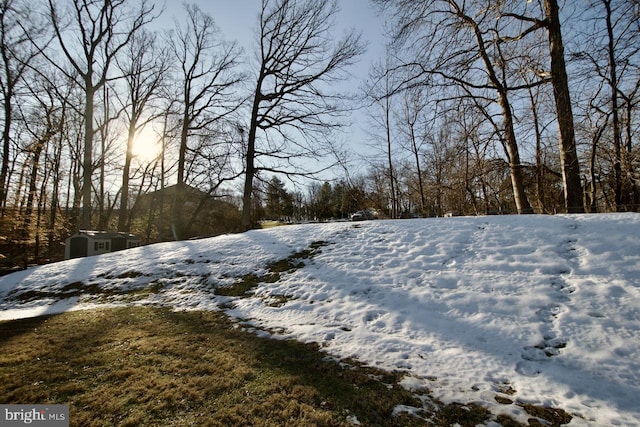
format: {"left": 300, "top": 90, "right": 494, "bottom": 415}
{"left": 4, "top": 274, "right": 165, "bottom": 305}
{"left": 215, "top": 241, "right": 329, "bottom": 297}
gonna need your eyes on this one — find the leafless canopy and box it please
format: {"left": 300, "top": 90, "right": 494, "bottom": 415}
{"left": 241, "top": 0, "right": 365, "bottom": 228}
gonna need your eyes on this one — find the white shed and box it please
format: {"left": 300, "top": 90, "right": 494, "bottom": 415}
{"left": 64, "top": 231, "right": 141, "bottom": 259}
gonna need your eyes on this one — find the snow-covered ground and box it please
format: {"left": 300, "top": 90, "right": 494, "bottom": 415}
{"left": 1, "top": 214, "right": 639, "bottom": 426}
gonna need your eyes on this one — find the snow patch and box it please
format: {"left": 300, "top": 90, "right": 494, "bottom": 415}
{"left": 1, "top": 213, "right": 639, "bottom": 426}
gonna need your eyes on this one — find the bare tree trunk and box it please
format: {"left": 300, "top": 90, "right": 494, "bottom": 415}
{"left": 624, "top": 97, "right": 639, "bottom": 209}
{"left": 23, "top": 140, "right": 45, "bottom": 240}
{"left": 543, "top": 0, "right": 584, "bottom": 213}
{"left": 48, "top": 131, "right": 63, "bottom": 258}
{"left": 384, "top": 90, "right": 397, "bottom": 219}
{"left": 528, "top": 85, "right": 545, "bottom": 213}
{"left": 408, "top": 124, "right": 425, "bottom": 214}
{"left": 119, "top": 121, "right": 135, "bottom": 231}
{"left": 35, "top": 153, "right": 53, "bottom": 261}
{"left": 0, "top": 84, "right": 12, "bottom": 211}
{"left": 241, "top": 93, "right": 260, "bottom": 230}
{"left": 464, "top": 139, "right": 479, "bottom": 215}
{"left": 241, "top": 0, "right": 363, "bottom": 230}
{"left": 70, "top": 137, "right": 83, "bottom": 229}
{"left": 81, "top": 77, "right": 95, "bottom": 230}
{"left": 172, "top": 104, "right": 189, "bottom": 237}
{"left": 589, "top": 125, "right": 607, "bottom": 213}
{"left": 599, "top": 0, "right": 624, "bottom": 210}
{"left": 97, "top": 87, "right": 108, "bottom": 231}
{"left": 499, "top": 92, "right": 533, "bottom": 214}
{"left": 159, "top": 110, "right": 169, "bottom": 241}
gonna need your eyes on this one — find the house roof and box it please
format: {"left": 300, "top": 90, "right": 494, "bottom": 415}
{"left": 140, "top": 183, "right": 211, "bottom": 200}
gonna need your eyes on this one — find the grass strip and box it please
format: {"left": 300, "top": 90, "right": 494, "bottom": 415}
{"left": 0, "top": 306, "right": 572, "bottom": 426}
{"left": 215, "top": 241, "right": 329, "bottom": 297}
{"left": 0, "top": 307, "right": 430, "bottom": 426}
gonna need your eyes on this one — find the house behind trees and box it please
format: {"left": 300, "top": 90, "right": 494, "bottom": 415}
{"left": 134, "top": 184, "right": 242, "bottom": 241}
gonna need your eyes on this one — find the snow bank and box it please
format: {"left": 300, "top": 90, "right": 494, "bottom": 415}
{"left": 1, "top": 213, "right": 639, "bottom": 426}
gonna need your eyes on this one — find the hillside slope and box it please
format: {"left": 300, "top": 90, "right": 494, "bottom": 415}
{"left": 1, "top": 214, "right": 639, "bottom": 426}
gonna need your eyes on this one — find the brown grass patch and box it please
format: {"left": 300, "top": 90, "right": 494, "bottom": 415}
{"left": 0, "top": 305, "right": 572, "bottom": 427}
{"left": 0, "top": 307, "right": 426, "bottom": 426}
{"left": 215, "top": 241, "right": 329, "bottom": 297}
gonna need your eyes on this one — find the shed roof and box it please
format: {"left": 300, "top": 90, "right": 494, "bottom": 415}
{"left": 70, "top": 231, "right": 140, "bottom": 240}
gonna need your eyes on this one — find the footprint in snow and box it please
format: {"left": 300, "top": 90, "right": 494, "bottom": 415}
{"left": 536, "top": 304, "right": 565, "bottom": 320}
{"left": 443, "top": 258, "right": 457, "bottom": 267}
{"left": 363, "top": 311, "right": 384, "bottom": 323}
{"left": 522, "top": 338, "right": 567, "bottom": 361}
{"left": 515, "top": 361, "right": 542, "bottom": 377}
{"left": 587, "top": 311, "right": 606, "bottom": 318}
{"left": 522, "top": 304, "right": 568, "bottom": 362}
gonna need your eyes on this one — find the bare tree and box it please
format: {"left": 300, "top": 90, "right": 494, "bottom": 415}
{"left": 18, "top": 75, "right": 63, "bottom": 244}
{"left": 374, "top": 0, "right": 536, "bottom": 213}
{"left": 43, "top": 0, "right": 157, "bottom": 229}
{"left": 94, "top": 84, "right": 122, "bottom": 230}
{"left": 115, "top": 28, "right": 167, "bottom": 231}
{"left": 541, "top": 0, "right": 584, "bottom": 213}
{"left": 366, "top": 50, "right": 399, "bottom": 218}
{"left": 63, "top": 85, "right": 86, "bottom": 225}
{"left": 167, "top": 3, "right": 244, "bottom": 238}
{"left": 46, "top": 80, "right": 73, "bottom": 257}
{"left": 569, "top": 0, "right": 640, "bottom": 211}
{"left": 397, "top": 87, "right": 432, "bottom": 215}
{"left": 583, "top": 0, "right": 640, "bottom": 210}
{"left": 241, "top": 0, "right": 365, "bottom": 229}
{"left": 0, "top": 0, "right": 45, "bottom": 210}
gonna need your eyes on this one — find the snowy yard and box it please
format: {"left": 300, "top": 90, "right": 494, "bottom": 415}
{"left": 1, "top": 213, "right": 639, "bottom": 426}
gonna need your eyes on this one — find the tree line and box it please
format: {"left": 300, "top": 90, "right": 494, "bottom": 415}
{"left": 0, "top": 0, "right": 363, "bottom": 264}
{"left": 362, "top": 0, "right": 639, "bottom": 218}
{"left": 0, "top": 0, "right": 638, "bottom": 266}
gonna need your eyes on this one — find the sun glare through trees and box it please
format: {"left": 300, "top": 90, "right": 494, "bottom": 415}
{"left": 132, "top": 124, "right": 162, "bottom": 163}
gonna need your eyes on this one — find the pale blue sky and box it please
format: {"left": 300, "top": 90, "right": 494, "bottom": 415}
{"left": 158, "top": 1, "right": 387, "bottom": 180}
{"left": 183, "top": 0, "right": 386, "bottom": 82}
